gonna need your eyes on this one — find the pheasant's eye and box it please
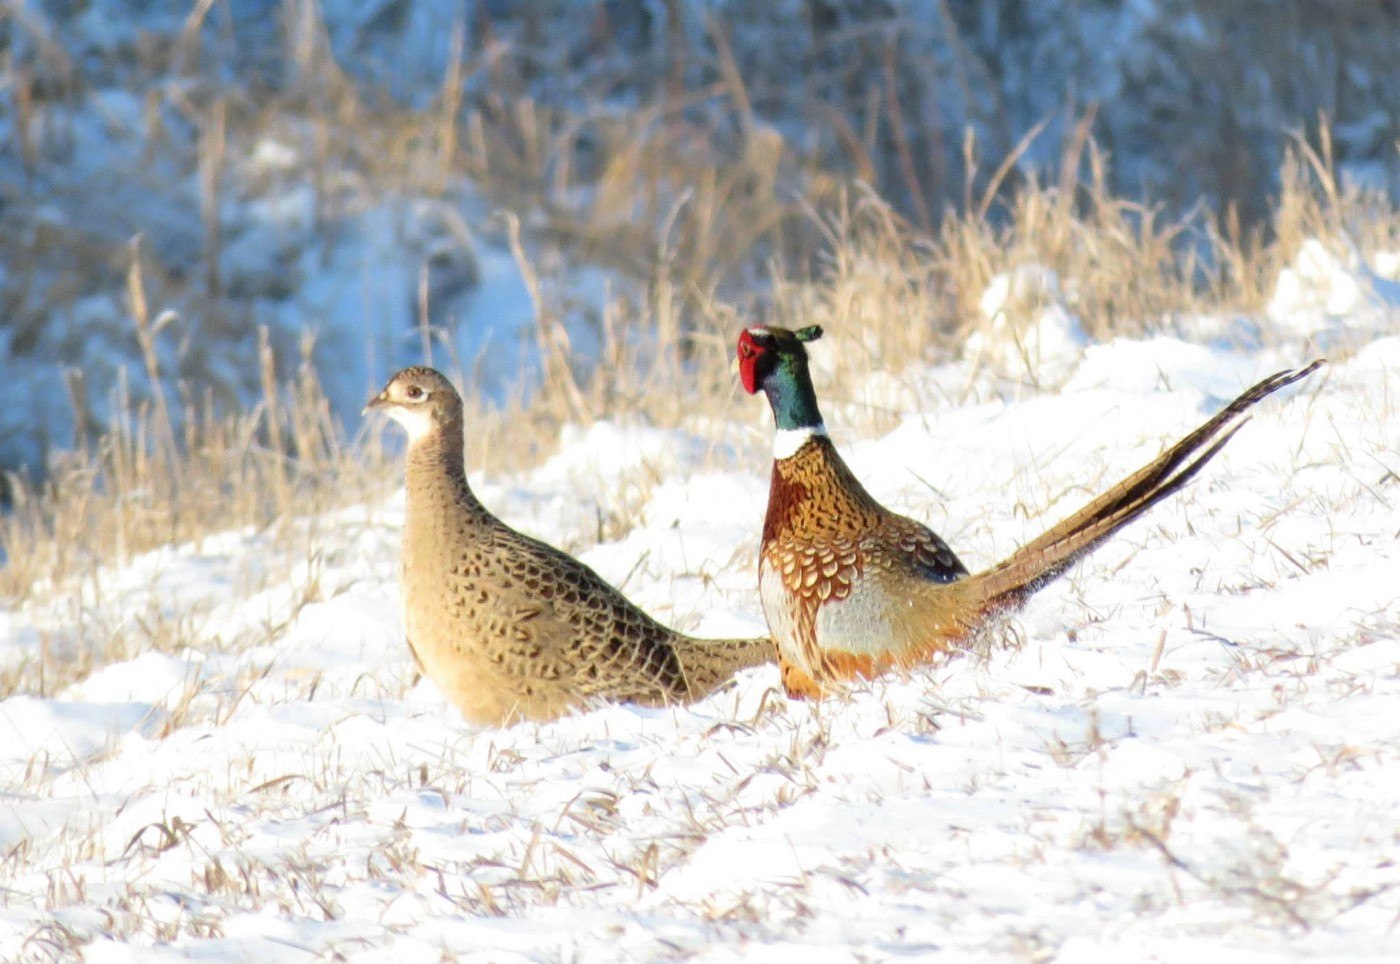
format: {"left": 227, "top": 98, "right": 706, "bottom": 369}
{"left": 405, "top": 385, "right": 426, "bottom": 401}
{"left": 739, "top": 342, "right": 756, "bottom": 359}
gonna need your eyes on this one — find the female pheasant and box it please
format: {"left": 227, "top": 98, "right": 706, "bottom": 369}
{"left": 367, "top": 366, "right": 772, "bottom": 725}
{"left": 737, "top": 324, "right": 1322, "bottom": 698}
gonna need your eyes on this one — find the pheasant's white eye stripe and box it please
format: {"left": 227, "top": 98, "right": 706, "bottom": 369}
{"left": 774, "top": 425, "right": 827, "bottom": 460}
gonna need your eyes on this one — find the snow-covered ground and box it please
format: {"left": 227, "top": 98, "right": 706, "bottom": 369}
{"left": 2, "top": 300, "right": 1397, "bottom": 958}
{"left": 4, "top": 0, "right": 1398, "bottom": 954}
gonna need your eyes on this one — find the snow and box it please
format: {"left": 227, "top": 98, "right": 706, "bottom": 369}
{"left": 966, "top": 265, "right": 1089, "bottom": 387}
{"left": 2, "top": 313, "right": 1398, "bottom": 958}
{"left": 3, "top": 0, "right": 1397, "bottom": 954}
{"left": 1267, "top": 236, "right": 1400, "bottom": 339}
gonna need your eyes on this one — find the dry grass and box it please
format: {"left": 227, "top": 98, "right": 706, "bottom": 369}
{"left": 4, "top": 131, "right": 1397, "bottom": 697}
{"left": 0, "top": 309, "right": 358, "bottom": 604}
{"left": 3, "top": 9, "right": 1398, "bottom": 959}
{"left": 1, "top": 0, "right": 1397, "bottom": 702}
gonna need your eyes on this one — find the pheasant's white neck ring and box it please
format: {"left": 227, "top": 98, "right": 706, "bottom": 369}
{"left": 773, "top": 424, "right": 827, "bottom": 459}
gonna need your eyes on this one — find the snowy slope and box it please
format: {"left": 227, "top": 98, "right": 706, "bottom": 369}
{"left": 1, "top": 319, "right": 1398, "bottom": 959}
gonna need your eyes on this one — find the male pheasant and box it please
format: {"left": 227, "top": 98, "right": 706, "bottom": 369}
{"left": 367, "top": 366, "right": 771, "bottom": 725}
{"left": 737, "top": 324, "right": 1321, "bottom": 698}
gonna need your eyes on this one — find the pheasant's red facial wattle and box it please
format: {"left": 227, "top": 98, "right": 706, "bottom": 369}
{"left": 737, "top": 330, "right": 761, "bottom": 394}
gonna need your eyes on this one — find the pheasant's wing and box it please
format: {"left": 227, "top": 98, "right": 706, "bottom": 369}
{"left": 766, "top": 511, "right": 970, "bottom": 675}
{"left": 479, "top": 524, "right": 692, "bottom": 699}
{"left": 880, "top": 514, "right": 969, "bottom": 585}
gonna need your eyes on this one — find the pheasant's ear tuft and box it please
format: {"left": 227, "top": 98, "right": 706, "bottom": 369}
{"left": 795, "top": 325, "right": 824, "bottom": 343}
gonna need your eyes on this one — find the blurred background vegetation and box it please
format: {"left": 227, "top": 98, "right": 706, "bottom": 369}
{"left": 0, "top": 0, "right": 1396, "bottom": 591}
{"left": 0, "top": 0, "right": 1397, "bottom": 673}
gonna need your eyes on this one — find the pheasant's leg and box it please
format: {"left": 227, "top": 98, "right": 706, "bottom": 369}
{"left": 782, "top": 650, "right": 891, "bottom": 697}
{"left": 821, "top": 649, "right": 886, "bottom": 685}
{"left": 779, "top": 656, "right": 826, "bottom": 700}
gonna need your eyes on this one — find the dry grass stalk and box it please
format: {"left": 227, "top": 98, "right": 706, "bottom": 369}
{"left": 1, "top": 60, "right": 1395, "bottom": 701}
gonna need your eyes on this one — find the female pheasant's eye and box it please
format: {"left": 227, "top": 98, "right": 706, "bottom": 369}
{"left": 406, "top": 385, "right": 425, "bottom": 401}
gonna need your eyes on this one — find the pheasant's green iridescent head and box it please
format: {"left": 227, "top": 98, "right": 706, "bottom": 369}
{"left": 737, "top": 324, "right": 825, "bottom": 432}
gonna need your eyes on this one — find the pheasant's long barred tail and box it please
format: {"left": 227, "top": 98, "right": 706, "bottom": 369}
{"left": 740, "top": 323, "right": 1324, "bottom": 698}
{"left": 674, "top": 635, "right": 776, "bottom": 696}
{"left": 971, "top": 359, "right": 1326, "bottom": 613}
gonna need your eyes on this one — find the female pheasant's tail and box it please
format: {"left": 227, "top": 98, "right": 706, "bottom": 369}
{"left": 964, "top": 359, "right": 1324, "bottom": 616}
{"left": 672, "top": 634, "right": 775, "bottom": 699}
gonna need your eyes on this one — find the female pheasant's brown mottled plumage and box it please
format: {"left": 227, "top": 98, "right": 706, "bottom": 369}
{"left": 368, "top": 366, "right": 772, "bottom": 725}
{"left": 738, "top": 324, "right": 1323, "bottom": 699}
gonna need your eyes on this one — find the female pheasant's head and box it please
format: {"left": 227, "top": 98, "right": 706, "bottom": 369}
{"left": 737, "top": 324, "right": 827, "bottom": 447}
{"left": 364, "top": 366, "right": 464, "bottom": 443}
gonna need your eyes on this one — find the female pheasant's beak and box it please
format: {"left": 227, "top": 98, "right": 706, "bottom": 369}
{"left": 362, "top": 390, "right": 390, "bottom": 416}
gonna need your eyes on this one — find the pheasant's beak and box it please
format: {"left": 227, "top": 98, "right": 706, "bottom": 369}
{"left": 362, "top": 390, "right": 391, "bottom": 416}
